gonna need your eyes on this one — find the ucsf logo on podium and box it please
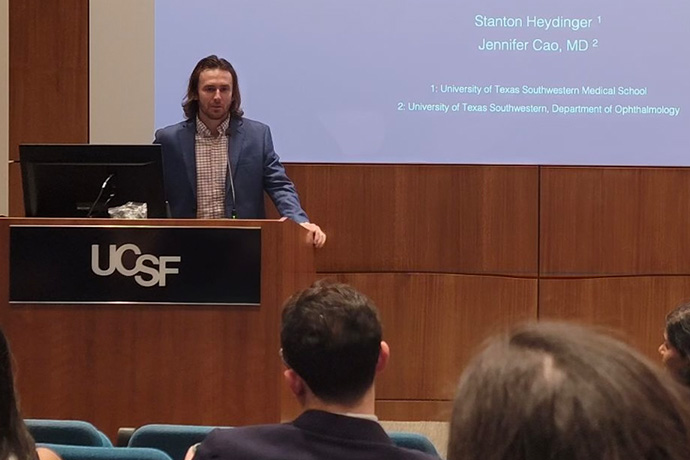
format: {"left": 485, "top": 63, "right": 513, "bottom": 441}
{"left": 91, "top": 244, "right": 181, "bottom": 287}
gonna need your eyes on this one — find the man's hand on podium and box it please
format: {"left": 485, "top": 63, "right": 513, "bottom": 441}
{"left": 300, "top": 222, "right": 327, "bottom": 248}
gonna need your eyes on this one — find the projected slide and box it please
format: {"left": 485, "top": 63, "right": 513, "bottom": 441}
{"left": 155, "top": 0, "right": 688, "bottom": 165}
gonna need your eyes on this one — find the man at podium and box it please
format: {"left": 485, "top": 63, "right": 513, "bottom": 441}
{"left": 155, "top": 55, "right": 326, "bottom": 248}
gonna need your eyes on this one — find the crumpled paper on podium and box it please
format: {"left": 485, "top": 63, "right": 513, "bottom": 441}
{"left": 108, "top": 202, "right": 148, "bottom": 219}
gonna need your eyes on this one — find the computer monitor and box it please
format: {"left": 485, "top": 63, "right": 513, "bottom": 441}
{"left": 19, "top": 144, "right": 168, "bottom": 218}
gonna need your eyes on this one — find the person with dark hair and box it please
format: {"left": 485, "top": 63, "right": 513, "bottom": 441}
{"left": 189, "top": 281, "right": 436, "bottom": 460}
{"left": 660, "top": 301, "right": 690, "bottom": 386}
{"left": 448, "top": 321, "right": 690, "bottom": 460}
{"left": 154, "top": 55, "right": 326, "bottom": 247}
{"left": 0, "top": 328, "right": 61, "bottom": 460}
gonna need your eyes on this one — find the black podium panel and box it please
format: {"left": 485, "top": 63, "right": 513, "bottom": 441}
{"left": 10, "top": 225, "right": 261, "bottom": 305}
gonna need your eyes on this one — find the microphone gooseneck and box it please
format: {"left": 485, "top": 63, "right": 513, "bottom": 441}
{"left": 86, "top": 173, "right": 115, "bottom": 218}
{"left": 227, "top": 159, "right": 237, "bottom": 219}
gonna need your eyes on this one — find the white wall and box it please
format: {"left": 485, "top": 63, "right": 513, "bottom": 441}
{"left": 90, "top": 0, "right": 154, "bottom": 144}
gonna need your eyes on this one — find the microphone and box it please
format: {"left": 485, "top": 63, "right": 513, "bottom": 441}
{"left": 227, "top": 158, "right": 237, "bottom": 219}
{"left": 86, "top": 173, "right": 115, "bottom": 218}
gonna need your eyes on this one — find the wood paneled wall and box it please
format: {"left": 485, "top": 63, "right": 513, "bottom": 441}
{"left": 8, "top": 0, "right": 88, "bottom": 215}
{"left": 333, "top": 274, "right": 537, "bottom": 398}
{"left": 540, "top": 167, "right": 690, "bottom": 276}
{"left": 286, "top": 165, "right": 539, "bottom": 275}
{"left": 538, "top": 167, "right": 690, "bottom": 359}
{"left": 7, "top": 0, "right": 687, "bottom": 437}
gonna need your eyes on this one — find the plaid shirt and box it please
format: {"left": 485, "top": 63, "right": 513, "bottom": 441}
{"left": 195, "top": 116, "right": 230, "bottom": 218}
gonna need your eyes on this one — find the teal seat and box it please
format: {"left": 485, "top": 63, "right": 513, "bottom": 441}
{"left": 38, "top": 444, "right": 172, "bottom": 460}
{"left": 389, "top": 432, "right": 440, "bottom": 457}
{"left": 27, "top": 419, "right": 112, "bottom": 447}
{"left": 127, "top": 424, "right": 220, "bottom": 460}
{"left": 127, "top": 424, "right": 438, "bottom": 459}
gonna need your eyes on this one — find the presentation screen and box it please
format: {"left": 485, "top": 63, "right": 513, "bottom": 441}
{"left": 155, "top": 0, "right": 688, "bottom": 165}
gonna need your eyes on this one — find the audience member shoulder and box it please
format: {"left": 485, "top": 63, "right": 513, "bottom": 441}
{"left": 398, "top": 447, "right": 438, "bottom": 460}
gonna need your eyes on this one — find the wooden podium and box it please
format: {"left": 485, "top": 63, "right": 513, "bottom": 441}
{"left": 0, "top": 217, "right": 315, "bottom": 438}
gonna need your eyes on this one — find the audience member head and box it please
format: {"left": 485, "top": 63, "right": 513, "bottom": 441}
{"left": 448, "top": 321, "right": 690, "bottom": 460}
{"left": 280, "top": 280, "right": 388, "bottom": 408}
{"left": 182, "top": 54, "right": 243, "bottom": 120}
{"left": 660, "top": 302, "right": 690, "bottom": 385}
{"left": 0, "top": 328, "right": 37, "bottom": 460}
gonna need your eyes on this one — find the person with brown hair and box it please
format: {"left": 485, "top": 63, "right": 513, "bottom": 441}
{"left": 189, "top": 280, "right": 436, "bottom": 460}
{"left": 155, "top": 55, "right": 326, "bottom": 247}
{"left": 448, "top": 321, "right": 690, "bottom": 460}
{"left": 659, "top": 301, "right": 690, "bottom": 386}
{"left": 0, "top": 328, "right": 60, "bottom": 460}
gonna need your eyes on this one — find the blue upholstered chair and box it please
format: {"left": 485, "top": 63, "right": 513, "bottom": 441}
{"left": 389, "top": 431, "right": 440, "bottom": 457}
{"left": 38, "top": 444, "right": 172, "bottom": 460}
{"left": 127, "top": 425, "right": 218, "bottom": 460}
{"left": 27, "top": 419, "right": 112, "bottom": 447}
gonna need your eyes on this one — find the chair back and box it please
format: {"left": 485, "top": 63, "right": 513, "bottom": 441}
{"left": 389, "top": 431, "right": 440, "bottom": 457}
{"left": 38, "top": 444, "right": 172, "bottom": 460}
{"left": 27, "top": 420, "right": 112, "bottom": 447}
{"left": 128, "top": 425, "right": 218, "bottom": 460}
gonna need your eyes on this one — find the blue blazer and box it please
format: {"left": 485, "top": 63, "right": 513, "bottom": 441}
{"left": 154, "top": 117, "right": 309, "bottom": 222}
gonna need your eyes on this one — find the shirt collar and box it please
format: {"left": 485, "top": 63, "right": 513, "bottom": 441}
{"left": 196, "top": 115, "right": 230, "bottom": 137}
{"left": 344, "top": 412, "right": 379, "bottom": 422}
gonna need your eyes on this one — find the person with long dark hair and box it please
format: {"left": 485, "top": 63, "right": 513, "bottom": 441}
{"left": 448, "top": 322, "right": 690, "bottom": 460}
{"left": 660, "top": 302, "right": 690, "bottom": 386}
{"left": 0, "top": 329, "right": 60, "bottom": 460}
{"left": 154, "top": 55, "right": 326, "bottom": 247}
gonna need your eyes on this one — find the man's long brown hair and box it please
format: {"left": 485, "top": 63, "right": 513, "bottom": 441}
{"left": 182, "top": 55, "right": 244, "bottom": 120}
